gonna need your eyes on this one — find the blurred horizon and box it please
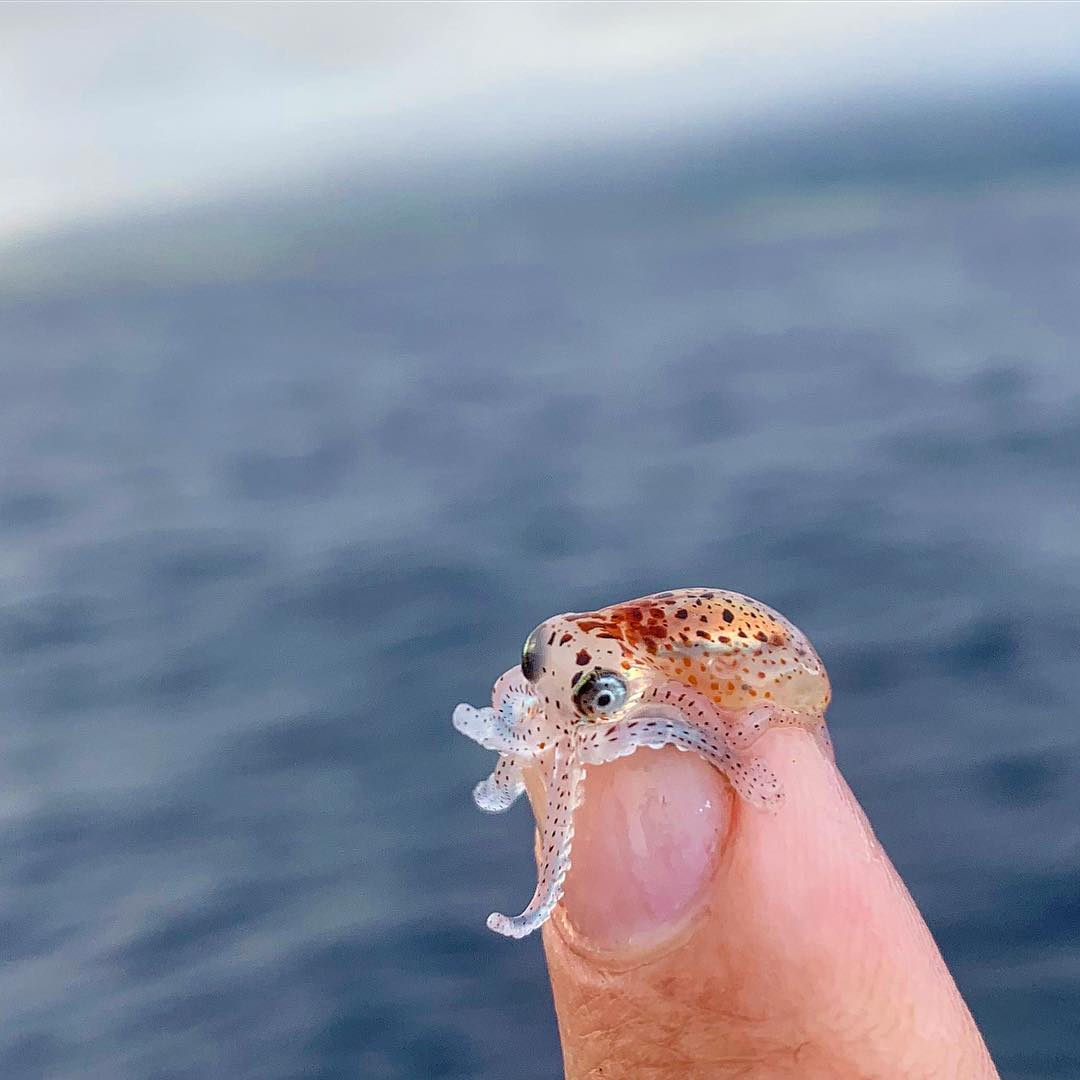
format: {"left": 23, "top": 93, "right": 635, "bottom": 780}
{"left": 6, "top": 1, "right": 1080, "bottom": 250}
{"left": 8, "top": 77, "right": 1080, "bottom": 299}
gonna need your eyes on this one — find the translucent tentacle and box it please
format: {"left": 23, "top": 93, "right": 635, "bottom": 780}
{"left": 473, "top": 753, "right": 525, "bottom": 813}
{"left": 576, "top": 684, "right": 785, "bottom": 811}
{"left": 812, "top": 717, "right": 835, "bottom": 761}
{"left": 723, "top": 702, "right": 834, "bottom": 761}
{"left": 452, "top": 702, "right": 537, "bottom": 755}
{"left": 453, "top": 668, "right": 560, "bottom": 758}
{"left": 575, "top": 715, "right": 733, "bottom": 767}
{"left": 486, "top": 736, "right": 583, "bottom": 938}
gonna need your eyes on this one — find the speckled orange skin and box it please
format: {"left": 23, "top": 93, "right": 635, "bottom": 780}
{"left": 529, "top": 589, "right": 831, "bottom": 727}
{"left": 453, "top": 589, "right": 832, "bottom": 938}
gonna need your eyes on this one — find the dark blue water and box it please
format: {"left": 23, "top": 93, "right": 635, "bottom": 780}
{"left": 1, "top": 101, "right": 1079, "bottom": 1079}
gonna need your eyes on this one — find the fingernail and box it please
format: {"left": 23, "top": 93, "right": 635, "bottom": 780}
{"left": 559, "top": 746, "right": 730, "bottom": 951}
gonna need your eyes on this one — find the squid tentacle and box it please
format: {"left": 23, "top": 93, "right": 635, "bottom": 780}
{"left": 452, "top": 699, "right": 544, "bottom": 756}
{"left": 472, "top": 753, "right": 526, "bottom": 813}
{"left": 485, "top": 736, "right": 583, "bottom": 938}
{"left": 577, "top": 681, "right": 785, "bottom": 810}
{"left": 453, "top": 669, "right": 564, "bottom": 759}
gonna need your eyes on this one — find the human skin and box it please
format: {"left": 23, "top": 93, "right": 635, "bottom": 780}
{"left": 523, "top": 728, "right": 1000, "bottom": 1080}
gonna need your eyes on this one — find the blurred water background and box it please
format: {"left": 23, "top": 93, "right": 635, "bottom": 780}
{"left": 2, "top": 4, "right": 1080, "bottom": 1078}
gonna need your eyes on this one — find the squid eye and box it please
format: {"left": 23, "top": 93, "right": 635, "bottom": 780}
{"left": 572, "top": 670, "right": 627, "bottom": 717}
{"left": 521, "top": 627, "right": 542, "bottom": 683}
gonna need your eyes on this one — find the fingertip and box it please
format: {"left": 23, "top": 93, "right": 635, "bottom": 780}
{"left": 541, "top": 729, "right": 999, "bottom": 1078}
{"left": 556, "top": 747, "right": 732, "bottom": 952}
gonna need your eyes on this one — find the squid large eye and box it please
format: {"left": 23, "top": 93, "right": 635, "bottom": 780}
{"left": 521, "top": 627, "right": 542, "bottom": 683}
{"left": 572, "top": 670, "right": 627, "bottom": 717}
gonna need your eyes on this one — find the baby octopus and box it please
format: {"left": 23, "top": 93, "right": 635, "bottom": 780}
{"left": 453, "top": 589, "right": 832, "bottom": 938}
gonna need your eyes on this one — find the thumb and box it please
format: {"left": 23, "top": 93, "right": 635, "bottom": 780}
{"left": 525, "top": 729, "right": 999, "bottom": 1080}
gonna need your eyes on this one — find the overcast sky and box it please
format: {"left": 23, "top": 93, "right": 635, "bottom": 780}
{"left": 4, "top": 2, "right": 1080, "bottom": 245}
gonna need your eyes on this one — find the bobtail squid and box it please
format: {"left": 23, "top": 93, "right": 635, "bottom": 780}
{"left": 453, "top": 589, "right": 832, "bottom": 938}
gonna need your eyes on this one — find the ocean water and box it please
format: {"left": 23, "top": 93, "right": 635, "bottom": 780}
{"left": 1, "top": 119, "right": 1080, "bottom": 1078}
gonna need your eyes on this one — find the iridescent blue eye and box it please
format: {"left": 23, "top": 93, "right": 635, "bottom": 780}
{"left": 572, "top": 670, "right": 626, "bottom": 717}
{"left": 521, "top": 627, "right": 543, "bottom": 683}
